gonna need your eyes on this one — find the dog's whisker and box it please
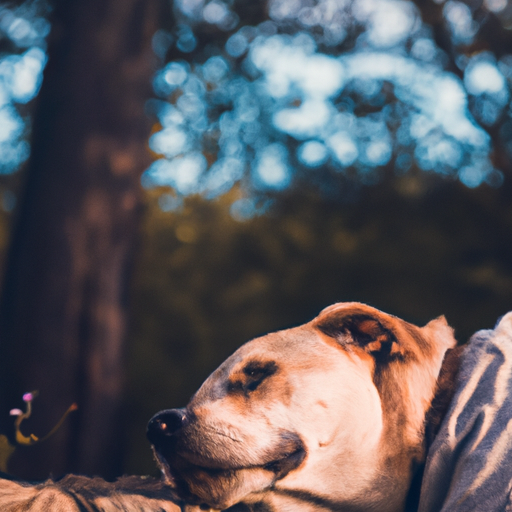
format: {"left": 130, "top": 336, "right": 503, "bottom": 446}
{"left": 208, "top": 429, "right": 243, "bottom": 443}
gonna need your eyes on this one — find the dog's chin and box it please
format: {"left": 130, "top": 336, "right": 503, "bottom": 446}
{"left": 154, "top": 445, "right": 306, "bottom": 510}
{"left": 156, "top": 460, "right": 275, "bottom": 509}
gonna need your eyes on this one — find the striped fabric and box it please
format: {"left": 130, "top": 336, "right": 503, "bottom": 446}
{"left": 418, "top": 312, "right": 512, "bottom": 512}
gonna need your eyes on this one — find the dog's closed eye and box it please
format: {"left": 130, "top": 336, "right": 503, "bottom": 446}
{"left": 227, "top": 361, "right": 278, "bottom": 395}
{"left": 243, "top": 361, "right": 278, "bottom": 392}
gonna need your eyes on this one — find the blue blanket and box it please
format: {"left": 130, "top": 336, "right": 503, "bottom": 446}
{"left": 418, "top": 312, "right": 512, "bottom": 512}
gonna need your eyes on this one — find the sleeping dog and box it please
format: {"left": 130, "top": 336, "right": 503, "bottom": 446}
{"left": 147, "top": 302, "right": 459, "bottom": 512}
{"left": 4, "top": 303, "right": 510, "bottom": 511}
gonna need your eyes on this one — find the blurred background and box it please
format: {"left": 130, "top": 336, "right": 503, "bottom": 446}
{"left": 0, "top": 0, "right": 511, "bottom": 481}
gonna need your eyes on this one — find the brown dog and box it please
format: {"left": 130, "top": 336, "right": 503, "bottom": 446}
{"left": 147, "top": 302, "right": 458, "bottom": 512}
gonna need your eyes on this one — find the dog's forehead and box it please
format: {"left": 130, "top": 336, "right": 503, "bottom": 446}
{"left": 190, "top": 323, "right": 355, "bottom": 404}
{"left": 231, "top": 323, "right": 329, "bottom": 364}
{"left": 207, "top": 323, "right": 341, "bottom": 383}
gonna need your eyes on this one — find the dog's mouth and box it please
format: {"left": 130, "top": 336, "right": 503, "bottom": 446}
{"left": 153, "top": 435, "right": 306, "bottom": 510}
{"left": 261, "top": 443, "right": 306, "bottom": 479}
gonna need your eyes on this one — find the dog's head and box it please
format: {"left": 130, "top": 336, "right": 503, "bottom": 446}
{"left": 147, "top": 302, "right": 456, "bottom": 512}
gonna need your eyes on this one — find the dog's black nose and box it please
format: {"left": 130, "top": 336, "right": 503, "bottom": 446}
{"left": 147, "top": 408, "right": 187, "bottom": 446}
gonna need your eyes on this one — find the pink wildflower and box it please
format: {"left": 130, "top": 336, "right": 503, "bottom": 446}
{"left": 22, "top": 392, "right": 34, "bottom": 402}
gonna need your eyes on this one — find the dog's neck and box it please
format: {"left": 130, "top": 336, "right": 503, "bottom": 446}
{"left": 404, "top": 345, "right": 464, "bottom": 512}
{"left": 424, "top": 345, "right": 464, "bottom": 448}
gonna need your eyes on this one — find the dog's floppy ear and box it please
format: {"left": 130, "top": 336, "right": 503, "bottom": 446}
{"left": 313, "top": 303, "right": 411, "bottom": 360}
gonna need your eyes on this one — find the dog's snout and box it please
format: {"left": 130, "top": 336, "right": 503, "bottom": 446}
{"left": 147, "top": 408, "right": 187, "bottom": 446}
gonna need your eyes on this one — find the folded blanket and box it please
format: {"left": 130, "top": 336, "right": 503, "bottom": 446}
{"left": 0, "top": 474, "right": 180, "bottom": 512}
{"left": 418, "top": 312, "right": 512, "bottom": 512}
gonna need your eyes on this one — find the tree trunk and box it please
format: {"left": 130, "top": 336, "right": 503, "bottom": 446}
{"left": 0, "top": 0, "right": 162, "bottom": 479}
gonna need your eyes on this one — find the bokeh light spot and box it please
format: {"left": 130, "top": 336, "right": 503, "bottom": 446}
{"left": 411, "top": 38, "right": 436, "bottom": 61}
{"left": 225, "top": 32, "right": 248, "bottom": 57}
{"left": 250, "top": 35, "right": 345, "bottom": 99}
{"left": 459, "top": 166, "right": 485, "bottom": 188}
{"left": 164, "top": 62, "right": 188, "bottom": 87}
{"left": 356, "top": 0, "right": 417, "bottom": 48}
{"left": 149, "top": 127, "right": 189, "bottom": 158}
{"left": 298, "top": 141, "right": 328, "bottom": 167}
{"left": 484, "top": 0, "right": 507, "bottom": 12}
{"left": 253, "top": 143, "right": 291, "bottom": 189}
{"left": 202, "top": 56, "right": 229, "bottom": 83}
{"left": 443, "top": 1, "right": 477, "bottom": 43}
{"left": 176, "top": 24, "right": 197, "bottom": 53}
{"left": 328, "top": 132, "right": 358, "bottom": 166}
{"left": 203, "top": 157, "right": 244, "bottom": 197}
{"left": 273, "top": 100, "right": 330, "bottom": 139}
{"left": 0, "top": 107, "right": 22, "bottom": 143}
{"left": 365, "top": 140, "right": 392, "bottom": 165}
{"left": 144, "top": 153, "right": 207, "bottom": 194}
{"left": 465, "top": 61, "right": 507, "bottom": 96}
{"left": 203, "top": 1, "right": 229, "bottom": 24}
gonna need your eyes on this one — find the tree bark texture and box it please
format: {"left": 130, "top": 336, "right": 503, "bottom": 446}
{"left": 0, "top": 0, "right": 162, "bottom": 479}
